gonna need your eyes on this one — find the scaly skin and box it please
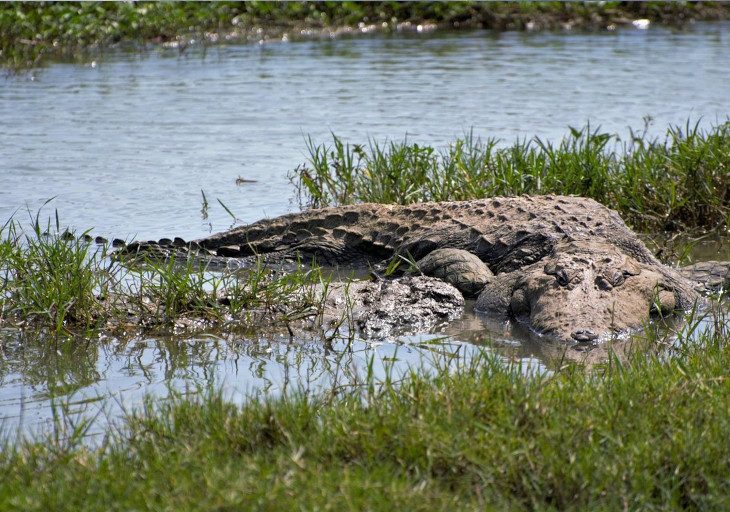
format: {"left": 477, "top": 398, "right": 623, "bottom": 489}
{"left": 123, "top": 195, "right": 705, "bottom": 343}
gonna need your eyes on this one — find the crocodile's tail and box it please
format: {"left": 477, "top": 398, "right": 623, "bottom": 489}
{"left": 190, "top": 204, "right": 399, "bottom": 265}
{"left": 113, "top": 203, "right": 395, "bottom": 267}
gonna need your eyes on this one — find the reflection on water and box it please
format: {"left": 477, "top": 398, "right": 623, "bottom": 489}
{"left": 2, "top": 23, "right": 730, "bottom": 435}
{"left": 0, "top": 324, "right": 549, "bottom": 437}
{"left": 3, "top": 299, "right": 717, "bottom": 437}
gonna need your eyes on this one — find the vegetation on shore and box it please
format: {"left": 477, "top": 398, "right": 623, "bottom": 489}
{"left": 292, "top": 120, "right": 730, "bottom": 234}
{"left": 0, "top": 215, "right": 329, "bottom": 336}
{"left": 3, "top": 1, "right": 730, "bottom": 69}
{"left": 1, "top": 307, "right": 728, "bottom": 510}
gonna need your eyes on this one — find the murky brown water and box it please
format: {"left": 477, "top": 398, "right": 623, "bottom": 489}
{"left": 1, "top": 23, "right": 729, "bottom": 434}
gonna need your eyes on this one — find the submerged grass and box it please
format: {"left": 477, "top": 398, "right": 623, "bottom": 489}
{"left": 1, "top": 306, "right": 728, "bottom": 510}
{"left": 291, "top": 120, "right": 730, "bottom": 233}
{"left": 0, "top": 215, "right": 329, "bottom": 336}
{"left": 3, "top": 1, "right": 730, "bottom": 69}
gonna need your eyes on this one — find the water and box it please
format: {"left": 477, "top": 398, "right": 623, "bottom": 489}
{"left": 1, "top": 23, "right": 729, "bottom": 435}
{"left": 2, "top": 24, "right": 729, "bottom": 240}
{"left": 0, "top": 327, "right": 547, "bottom": 438}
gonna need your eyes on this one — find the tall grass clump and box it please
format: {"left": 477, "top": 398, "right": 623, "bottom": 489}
{"left": 619, "top": 121, "right": 730, "bottom": 231}
{"left": 0, "top": 215, "right": 112, "bottom": 333}
{"left": 0, "top": 215, "right": 332, "bottom": 335}
{"left": 126, "top": 256, "right": 226, "bottom": 326}
{"left": 124, "top": 255, "right": 328, "bottom": 329}
{"left": 291, "top": 121, "right": 730, "bottom": 233}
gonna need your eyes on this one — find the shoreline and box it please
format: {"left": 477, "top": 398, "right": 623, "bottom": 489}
{"left": 3, "top": 2, "right": 730, "bottom": 69}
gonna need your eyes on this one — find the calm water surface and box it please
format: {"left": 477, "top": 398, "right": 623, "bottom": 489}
{"left": 1, "top": 24, "right": 729, "bottom": 435}
{"left": 2, "top": 24, "right": 729, "bottom": 239}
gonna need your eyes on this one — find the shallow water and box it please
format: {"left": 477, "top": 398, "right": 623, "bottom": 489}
{"left": 0, "top": 326, "right": 548, "bottom": 438}
{"left": 2, "top": 23, "right": 730, "bottom": 434}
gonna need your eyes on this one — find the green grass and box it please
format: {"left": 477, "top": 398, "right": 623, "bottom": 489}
{"left": 0, "top": 215, "right": 329, "bottom": 336}
{"left": 0, "top": 214, "right": 112, "bottom": 333}
{"left": 3, "top": 1, "right": 730, "bottom": 69}
{"left": 291, "top": 120, "right": 730, "bottom": 233}
{"left": 1, "top": 305, "right": 728, "bottom": 510}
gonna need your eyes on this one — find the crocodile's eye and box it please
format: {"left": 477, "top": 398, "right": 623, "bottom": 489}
{"left": 596, "top": 269, "right": 626, "bottom": 290}
{"left": 610, "top": 270, "right": 625, "bottom": 287}
{"left": 595, "top": 275, "right": 612, "bottom": 290}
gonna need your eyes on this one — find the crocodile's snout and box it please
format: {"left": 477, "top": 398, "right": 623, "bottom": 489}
{"left": 477, "top": 240, "right": 698, "bottom": 344}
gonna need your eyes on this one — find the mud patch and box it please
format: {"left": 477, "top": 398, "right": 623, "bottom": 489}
{"left": 321, "top": 276, "right": 464, "bottom": 339}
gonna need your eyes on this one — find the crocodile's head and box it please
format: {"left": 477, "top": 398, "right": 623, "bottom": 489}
{"left": 476, "top": 241, "right": 697, "bottom": 343}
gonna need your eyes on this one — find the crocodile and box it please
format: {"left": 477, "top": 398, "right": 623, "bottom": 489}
{"left": 121, "top": 195, "right": 722, "bottom": 343}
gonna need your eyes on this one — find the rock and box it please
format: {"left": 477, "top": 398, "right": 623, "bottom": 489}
{"left": 322, "top": 275, "right": 464, "bottom": 339}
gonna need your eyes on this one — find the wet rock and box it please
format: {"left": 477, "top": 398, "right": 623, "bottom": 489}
{"left": 95, "top": 236, "right": 108, "bottom": 244}
{"left": 322, "top": 275, "right": 464, "bottom": 338}
{"left": 112, "top": 238, "right": 126, "bottom": 248}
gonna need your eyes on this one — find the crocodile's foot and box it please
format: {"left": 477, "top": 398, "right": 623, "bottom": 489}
{"left": 415, "top": 248, "right": 493, "bottom": 297}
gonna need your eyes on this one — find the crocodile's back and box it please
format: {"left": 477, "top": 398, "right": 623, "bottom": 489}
{"left": 194, "top": 195, "right": 655, "bottom": 269}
